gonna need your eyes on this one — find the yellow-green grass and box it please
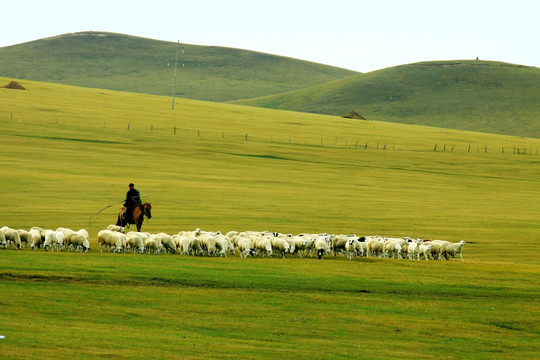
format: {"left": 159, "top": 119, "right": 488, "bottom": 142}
{"left": 1, "top": 78, "right": 539, "bottom": 359}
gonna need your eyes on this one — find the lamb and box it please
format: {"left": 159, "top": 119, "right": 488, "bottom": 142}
{"left": 97, "top": 229, "right": 125, "bottom": 253}
{"left": 107, "top": 224, "right": 125, "bottom": 233}
{"left": 1, "top": 226, "right": 22, "bottom": 249}
{"left": 441, "top": 240, "right": 466, "bottom": 261}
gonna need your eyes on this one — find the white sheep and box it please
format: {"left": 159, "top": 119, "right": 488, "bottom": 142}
{"left": 331, "top": 235, "right": 349, "bottom": 256}
{"left": 0, "top": 230, "right": 5, "bottom": 248}
{"left": 156, "top": 233, "right": 176, "bottom": 254}
{"left": 198, "top": 233, "right": 217, "bottom": 256}
{"left": 344, "top": 238, "right": 358, "bottom": 260}
{"left": 42, "top": 230, "right": 55, "bottom": 251}
{"left": 125, "top": 233, "right": 145, "bottom": 254}
{"left": 418, "top": 243, "right": 432, "bottom": 260}
{"left": 17, "top": 229, "right": 32, "bottom": 248}
{"left": 107, "top": 224, "right": 125, "bottom": 233}
{"left": 270, "top": 237, "right": 290, "bottom": 258}
{"left": 366, "top": 236, "right": 384, "bottom": 257}
{"left": 144, "top": 237, "right": 163, "bottom": 255}
{"left": 442, "top": 240, "right": 466, "bottom": 261}
{"left": 383, "top": 240, "right": 403, "bottom": 259}
{"left": 67, "top": 229, "right": 90, "bottom": 252}
{"left": 254, "top": 237, "right": 273, "bottom": 257}
{"left": 407, "top": 238, "right": 423, "bottom": 260}
{"left": 291, "top": 236, "right": 308, "bottom": 257}
{"left": 29, "top": 228, "right": 43, "bottom": 249}
{"left": 314, "top": 235, "right": 331, "bottom": 259}
{"left": 188, "top": 237, "right": 202, "bottom": 256}
{"left": 1, "top": 226, "right": 22, "bottom": 249}
{"left": 215, "top": 235, "right": 232, "bottom": 257}
{"left": 236, "top": 237, "right": 254, "bottom": 258}
{"left": 97, "top": 229, "right": 125, "bottom": 253}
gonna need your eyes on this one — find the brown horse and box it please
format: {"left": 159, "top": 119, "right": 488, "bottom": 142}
{"left": 117, "top": 202, "right": 152, "bottom": 232}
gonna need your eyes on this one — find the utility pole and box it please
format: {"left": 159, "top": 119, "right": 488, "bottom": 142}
{"left": 171, "top": 40, "right": 184, "bottom": 110}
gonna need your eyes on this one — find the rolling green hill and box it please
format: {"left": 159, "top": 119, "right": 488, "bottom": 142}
{"left": 234, "top": 60, "right": 540, "bottom": 138}
{"left": 0, "top": 31, "right": 357, "bottom": 102}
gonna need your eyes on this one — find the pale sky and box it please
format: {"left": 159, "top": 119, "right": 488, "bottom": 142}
{"left": 2, "top": 0, "right": 538, "bottom": 72}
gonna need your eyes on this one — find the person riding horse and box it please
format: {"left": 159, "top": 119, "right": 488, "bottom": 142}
{"left": 122, "top": 183, "right": 142, "bottom": 222}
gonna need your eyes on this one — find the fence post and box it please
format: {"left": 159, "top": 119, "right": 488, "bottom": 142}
{"left": 364, "top": 143, "right": 368, "bottom": 150}
{"left": 468, "top": 144, "right": 471, "bottom": 152}
{"left": 451, "top": 144, "right": 455, "bottom": 152}
{"left": 245, "top": 133, "right": 248, "bottom": 141}
{"left": 434, "top": 144, "right": 437, "bottom": 151}
{"left": 127, "top": 123, "right": 130, "bottom": 130}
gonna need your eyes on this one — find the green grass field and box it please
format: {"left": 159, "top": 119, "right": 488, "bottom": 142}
{"left": 1, "top": 78, "right": 539, "bottom": 359}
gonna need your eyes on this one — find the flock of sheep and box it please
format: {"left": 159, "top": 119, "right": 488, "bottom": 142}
{"left": 1, "top": 225, "right": 466, "bottom": 261}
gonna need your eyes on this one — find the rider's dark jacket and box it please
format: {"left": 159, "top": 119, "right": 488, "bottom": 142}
{"left": 124, "top": 188, "right": 141, "bottom": 209}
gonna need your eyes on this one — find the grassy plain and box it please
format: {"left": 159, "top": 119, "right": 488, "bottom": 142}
{"left": 1, "top": 78, "right": 539, "bottom": 359}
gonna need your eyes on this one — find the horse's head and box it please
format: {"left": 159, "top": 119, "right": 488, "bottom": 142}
{"left": 143, "top": 202, "right": 152, "bottom": 219}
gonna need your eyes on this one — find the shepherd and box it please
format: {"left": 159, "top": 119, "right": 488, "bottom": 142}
{"left": 117, "top": 183, "right": 152, "bottom": 231}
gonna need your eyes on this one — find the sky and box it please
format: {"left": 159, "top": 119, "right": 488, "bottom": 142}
{"left": 2, "top": 0, "right": 539, "bottom": 73}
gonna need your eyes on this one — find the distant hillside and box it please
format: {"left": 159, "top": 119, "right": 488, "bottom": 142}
{"left": 234, "top": 60, "right": 540, "bottom": 138}
{"left": 0, "top": 31, "right": 357, "bottom": 102}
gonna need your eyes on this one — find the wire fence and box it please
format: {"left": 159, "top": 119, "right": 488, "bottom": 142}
{"left": 6, "top": 115, "right": 539, "bottom": 156}
{"left": 128, "top": 123, "right": 539, "bottom": 156}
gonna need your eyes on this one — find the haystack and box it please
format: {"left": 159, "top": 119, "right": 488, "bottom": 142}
{"left": 2, "top": 81, "right": 26, "bottom": 90}
{"left": 342, "top": 111, "right": 366, "bottom": 120}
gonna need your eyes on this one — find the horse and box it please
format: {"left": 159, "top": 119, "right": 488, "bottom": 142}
{"left": 117, "top": 202, "right": 152, "bottom": 232}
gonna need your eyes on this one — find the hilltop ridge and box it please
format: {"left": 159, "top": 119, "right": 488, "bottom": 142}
{"left": 234, "top": 60, "right": 540, "bottom": 138}
{"left": 0, "top": 31, "right": 357, "bottom": 102}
